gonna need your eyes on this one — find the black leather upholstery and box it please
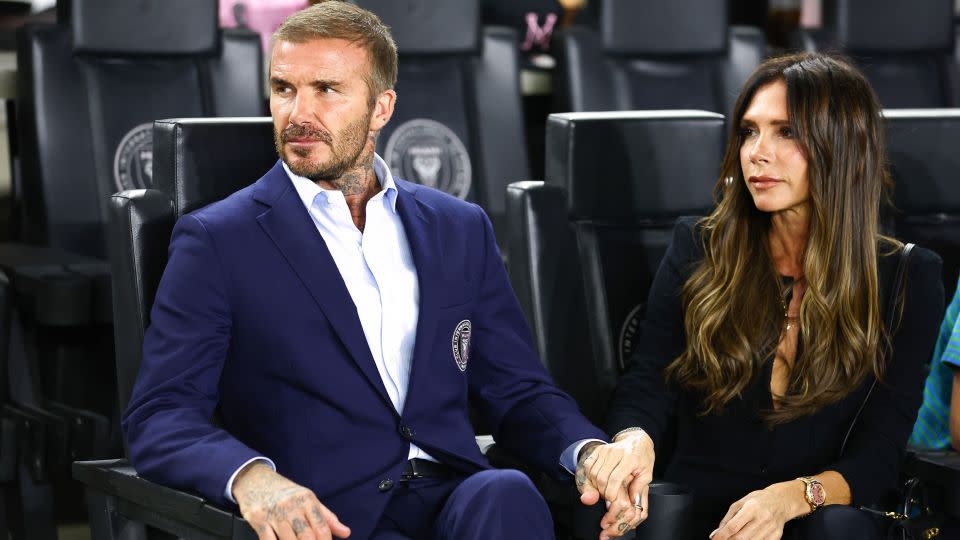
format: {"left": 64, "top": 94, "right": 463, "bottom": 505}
{"left": 112, "top": 118, "right": 276, "bottom": 411}
{"left": 78, "top": 118, "right": 280, "bottom": 538}
{"left": 508, "top": 111, "right": 725, "bottom": 423}
{"left": 16, "top": 1, "right": 263, "bottom": 257}
{"left": 885, "top": 109, "right": 960, "bottom": 299}
{"left": 153, "top": 118, "right": 276, "bottom": 218}
{"left": 601, "top": 0, "right": 727, "bottom": 55}
{"left": 797, "top": 0, "right": 960, "bottom": 108}
{"left": 6, "top": 5, "right": 263, "bottom": 532}
{"left": 355, "top": 0, "right": 480, "bottom": 54}
{"left": 826, "top": 0, "right": 953, "bottom": 52}
{"left": 106, "top": 189, "right": 173, "bottom": 421}
{"left": 352, "top": 0, "right": 529, "bottom": 242}
{"left": 70, "top": 0, "right": 219, "bottom": 55}
{"left": 553, "top": 0, "right": 765, "bottom": 115}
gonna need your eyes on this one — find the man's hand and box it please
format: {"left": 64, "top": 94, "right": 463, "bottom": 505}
{"left": 233, "top": 462, "right": 351, "bottom": 540}
{"left": 576, "top": 430, "right": 655, "bottom": 539}
{"left": 710, "top": 482, "right": 805, "bottom": 540}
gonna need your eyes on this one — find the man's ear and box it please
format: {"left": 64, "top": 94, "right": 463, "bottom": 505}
{"left": 369, "top": 89, "right": 396, "bottom": 132}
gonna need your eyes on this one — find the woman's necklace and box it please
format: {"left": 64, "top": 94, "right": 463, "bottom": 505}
{"left": 780, "top": 277, "right": 805, "bottom": 331}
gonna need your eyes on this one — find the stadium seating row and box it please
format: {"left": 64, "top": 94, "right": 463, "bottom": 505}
{"left": 59, "top": 106, "right": 960, "bottom": 539}
{"left": 1, "top": 0, "right": 959, "bottom": 538}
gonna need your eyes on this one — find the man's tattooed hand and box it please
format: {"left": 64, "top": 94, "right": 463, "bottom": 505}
{"left": 233, "top": 462, "right": 351, "bottom": 540}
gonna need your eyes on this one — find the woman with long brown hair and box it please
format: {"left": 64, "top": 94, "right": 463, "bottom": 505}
{"left": 578, "top": 53, "right": 945, "bottom": 539}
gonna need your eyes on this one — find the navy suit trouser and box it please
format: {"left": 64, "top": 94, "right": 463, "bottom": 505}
{"left": 370, "top": 468, "right": 555, "bottom": 540}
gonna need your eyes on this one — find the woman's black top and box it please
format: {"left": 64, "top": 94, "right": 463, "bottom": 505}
{"left": 605, "top": 217, "right": 945, "bottom": 526}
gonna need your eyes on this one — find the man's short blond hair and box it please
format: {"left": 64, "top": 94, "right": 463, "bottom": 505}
{"left": 273, "top": 1, "right": 398, "bottom": 103}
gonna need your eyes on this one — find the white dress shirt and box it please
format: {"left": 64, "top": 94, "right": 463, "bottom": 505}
{"left": 225, "top": 155, "right": 594, "bottom": 501}
{"left": 225, "top": 155, "right": 433, "bottom": 501}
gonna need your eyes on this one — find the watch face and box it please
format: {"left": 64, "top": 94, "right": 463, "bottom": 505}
{"left": 810, "top": 483, "right": 826, "bottom": 506}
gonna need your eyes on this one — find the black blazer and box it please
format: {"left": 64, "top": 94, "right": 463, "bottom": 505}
{"left": 606, "top": 217, "right": 945, "bottom": 523}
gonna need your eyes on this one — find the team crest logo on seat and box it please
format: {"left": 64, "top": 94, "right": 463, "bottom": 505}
{"left": 113, "top": 122, "right": 154, "bottom": 192}
{"left": 452, "top": 319, "right": 472, "bottom": 372}
{"left": 384, "top": 119, "right": 472, "bottom": 199}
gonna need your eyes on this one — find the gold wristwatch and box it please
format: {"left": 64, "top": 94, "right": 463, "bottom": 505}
{"left": 797, "top": 476, "right": 826, "bottom": 513}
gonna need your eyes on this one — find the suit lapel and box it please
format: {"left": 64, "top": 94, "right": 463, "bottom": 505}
{"left": 253, "top": 162, "right": 395, "bottom": 412}
{"left": 395, "top": 182, "right": 442, "bottom": 405}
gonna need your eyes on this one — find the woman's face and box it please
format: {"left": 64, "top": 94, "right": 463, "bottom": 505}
{"left": 739, "top": 80, "right": 810, "bottom": 216}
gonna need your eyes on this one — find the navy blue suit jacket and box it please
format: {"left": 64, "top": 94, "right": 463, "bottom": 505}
{"left": 122, "top": 161, "right": 604, "bottom": 538}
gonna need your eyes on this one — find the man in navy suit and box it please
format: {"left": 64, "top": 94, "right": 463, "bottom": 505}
{"left": 123, "top": 2, "right": 646, "bottom": 539}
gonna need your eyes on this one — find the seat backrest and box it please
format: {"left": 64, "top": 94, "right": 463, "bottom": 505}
{"left": 17, "top": 0, "right": 264, "bottom": 259}
{"left": 506, "top": 110, "right": 725, "bottom": 422}
{"left": 354, "top": 0, "right": 529, "bottom": 241}
{"left": 797, "top": 0, "right": 959, "bottom": 108}
{"left": 109, "top": 118, "right": 276, "bottom": 412}
{"left": 884, "top": 109, "right": 960, "bottom": 300}
{"left": 553, "top": 0, "right": 765, "bottom": 115}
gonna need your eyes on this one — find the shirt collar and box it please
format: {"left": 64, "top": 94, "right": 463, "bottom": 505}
{"left": 283, "top": 153, "right": 399, "bottom": 213}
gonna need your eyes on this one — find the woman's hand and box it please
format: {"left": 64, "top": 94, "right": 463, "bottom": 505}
{"left": 576, "top": 430, "right": 655, "bottom": 539}
{"left": 710, "top": 481, "right": 808, "bottom": 540}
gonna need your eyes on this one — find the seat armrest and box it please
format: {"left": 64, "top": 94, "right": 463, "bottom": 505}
{"left": 3, "top": 402, "right": 70, "bottom": 481}
{"left": 0, "top": 243, "right": 108, "bottom": 326}
{"left": 74, "top": 459, "right": 257, "bottom": 539}
{"left": 904, "top": 448, "right": 960, "bottom": 519}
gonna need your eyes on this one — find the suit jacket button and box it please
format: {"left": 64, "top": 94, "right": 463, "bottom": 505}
{"left": 400, "top": 425, "right": 414, "bottom": 439}
{"left": 378, "top": 479, "right": 394, "bottom": 492}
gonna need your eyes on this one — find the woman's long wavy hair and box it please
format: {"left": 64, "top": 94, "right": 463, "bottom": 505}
{"left": 665, "top": 53, "right": 898, "bottom": 425}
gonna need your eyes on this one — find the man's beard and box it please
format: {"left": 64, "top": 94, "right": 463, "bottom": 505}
{"left": 275, "top": 111, "right": 372, "bottom": 183}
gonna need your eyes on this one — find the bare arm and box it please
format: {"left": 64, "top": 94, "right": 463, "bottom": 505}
{"left": 711, "top": 470, "right": 851, "bottom": 540}
{"left": 950, "top": 371, "right": 960, "bottom": 451}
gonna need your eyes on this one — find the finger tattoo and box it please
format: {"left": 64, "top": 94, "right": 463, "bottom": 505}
{"left": 292, "top": 518, "right": 307, "bottom": 535}
{"left": 311, "top": 506, "right": 326, "bottom": 525}
{"left": 618, "top": 522, "right": 629, "bottom": 533}
{"left": 576, "top": 469, "right": 586, "bottom": 488}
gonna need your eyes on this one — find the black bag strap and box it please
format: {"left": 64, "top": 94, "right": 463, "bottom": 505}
{"left": 839, "top": 243, "right": 914, "bottom": 456}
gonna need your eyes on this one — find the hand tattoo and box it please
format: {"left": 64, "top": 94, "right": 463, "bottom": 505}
{"left": 292, "top": 517, "right": 307, "bottom": 535}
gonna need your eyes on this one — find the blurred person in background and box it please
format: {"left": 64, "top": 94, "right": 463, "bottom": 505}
{"left": 910, "top": 279, "right": 960, "bottom": 451}
{"left": 482, "top": 0, "right": 596, "bottom": 67}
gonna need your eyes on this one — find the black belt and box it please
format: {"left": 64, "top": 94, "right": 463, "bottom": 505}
{"left": 399, "top": 458, "right": 451, "bottom": 481}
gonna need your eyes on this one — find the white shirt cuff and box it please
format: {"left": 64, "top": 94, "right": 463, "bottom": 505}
{"left": 224, "top": 456, "right": 276, "bottom": 503}
{"left": 560, "top": 438, "right": 607, "bottom": 475}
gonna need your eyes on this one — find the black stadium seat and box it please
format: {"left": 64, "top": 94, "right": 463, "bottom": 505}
{"left": 795, "top": 0, "right": 960, "bottom": 108}
{"left": 76, "top": 118, "right": 524, "bottom": 539}
{"left": 506, "top": 110, "right": 725, "bottom": 424}
{"left": 882, "top": 107, "right": 960, "bottom": 526}
{"left": 354, "top": 0, "right": 530, "bottom": 242}
{"left": 552, "top": 0, "right": 766, "bottom": 115}
{"left": 885, "top": 109, "right": 960, "bottom": 299}
{"left": 2, "top": 1, "right": 262, "bottom": 535}
{"left": 75, "top": 118, "right": 275, "bottom": 539}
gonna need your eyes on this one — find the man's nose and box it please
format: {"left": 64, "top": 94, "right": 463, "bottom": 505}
{"left": 288, "top": 93, "right": 318, "bottom": 127}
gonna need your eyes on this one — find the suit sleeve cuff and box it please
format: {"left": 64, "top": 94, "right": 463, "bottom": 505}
{"left": 560, "top": 438, "right": 606, "bottom": 475}
{"left": 224, "top": 456, "right": 277, "bottom": 503}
